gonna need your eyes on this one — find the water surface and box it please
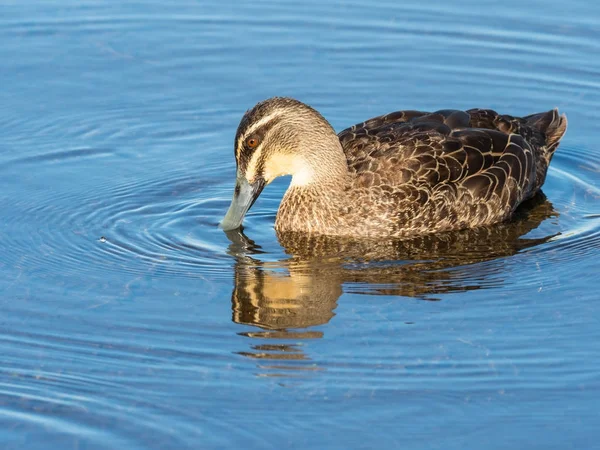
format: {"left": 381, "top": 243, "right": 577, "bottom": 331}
{"left": 1, "top": 1, "right": 599, "bottom": 448}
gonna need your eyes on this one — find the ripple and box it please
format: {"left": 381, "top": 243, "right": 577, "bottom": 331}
{"left": 0, "top": 322, "right": 279, "bottom": 448}
{"left": 1, "top": 148, "right": 235, "bottom": 288}
{"left": 2, "top": 1, "right": 600, "bottom": 447}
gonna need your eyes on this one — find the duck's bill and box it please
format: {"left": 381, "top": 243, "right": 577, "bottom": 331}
{"left": 220, "top": 174, "right": 265, "bottom": 231}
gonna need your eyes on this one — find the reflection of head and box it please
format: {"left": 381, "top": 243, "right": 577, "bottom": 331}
{"left": 232, "top": 262, "right": 340, "bottom": 330}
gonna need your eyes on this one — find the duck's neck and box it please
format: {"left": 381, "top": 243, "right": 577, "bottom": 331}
{"left": 290, "top": 135, "right": 349, "bottom": 190}
{"left": 277, "top": 137, "right": 350, "bottom": 234}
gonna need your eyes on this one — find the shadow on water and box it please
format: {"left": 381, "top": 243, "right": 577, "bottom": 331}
{"left": 225, "top": 194, "right": 558, "bottom": 376}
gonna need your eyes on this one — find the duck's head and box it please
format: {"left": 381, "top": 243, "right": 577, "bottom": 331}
{"left": 220, "top": 97, "right": 344, "bottom": 231}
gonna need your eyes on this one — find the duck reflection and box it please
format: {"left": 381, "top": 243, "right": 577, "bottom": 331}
{"left": 226, "top": 194, "right": 557, "bottom": 375}
{"left": 229, "top": 235, "right": 340, "bottom": 374}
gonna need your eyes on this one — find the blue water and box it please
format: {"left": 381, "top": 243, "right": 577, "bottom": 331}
{"left": 1, "top": 1, "right": 599, "bottom": 448}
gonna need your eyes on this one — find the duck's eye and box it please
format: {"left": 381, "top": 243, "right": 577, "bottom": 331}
{"left": 246, "top": 137, "right": 260, "bottom": 149}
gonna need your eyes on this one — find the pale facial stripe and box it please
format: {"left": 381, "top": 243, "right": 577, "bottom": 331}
{"left": 243, "top": 111, "right": 284, "bottom": 140}
{"left": 244, "top": 149, "right": 263, "bottom": 183}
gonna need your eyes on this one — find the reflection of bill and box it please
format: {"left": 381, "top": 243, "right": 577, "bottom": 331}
{"left": 226, "top": 194, "right": 557, "bottom": 375}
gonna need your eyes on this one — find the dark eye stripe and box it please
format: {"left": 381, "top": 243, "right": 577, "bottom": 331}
{"left": 238, "top": 144, "right": 266, "bottom": 176}
{"left": 236, "top": 116, "right": 281, "bottom": 152}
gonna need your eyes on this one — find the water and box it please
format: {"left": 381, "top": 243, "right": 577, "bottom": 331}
{"left": 1, "top": 0, "right": 599, "bottom": 448}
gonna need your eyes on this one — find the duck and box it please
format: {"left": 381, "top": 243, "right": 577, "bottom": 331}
{"left": 220, "top": 97, "right": 567, "bottom": 238}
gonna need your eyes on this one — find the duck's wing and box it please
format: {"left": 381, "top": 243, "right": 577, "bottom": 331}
{"left": 338, "top": 108, "right": 566, "bottom": 202}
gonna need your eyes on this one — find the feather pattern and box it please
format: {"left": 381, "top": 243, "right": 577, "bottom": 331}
{"left": 229, "top": 98, "right": 567, "bottom": 237}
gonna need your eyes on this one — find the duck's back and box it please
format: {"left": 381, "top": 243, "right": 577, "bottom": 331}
{"left": 337, "top": 107, "right": 567, "bottom": 235}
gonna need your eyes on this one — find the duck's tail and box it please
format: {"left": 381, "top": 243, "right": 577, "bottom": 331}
{"left": 523, "top": 108, "right": 567, "bottom": 195}
{"left": 524, "top": 108, "right": 568, "bottom": 155}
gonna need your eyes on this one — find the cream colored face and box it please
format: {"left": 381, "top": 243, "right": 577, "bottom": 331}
{"left": 236, "top": 118, "right": 313, "bottom": 187}
{"left": 245, "top": 150, "right": 306, "bottom": 185}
